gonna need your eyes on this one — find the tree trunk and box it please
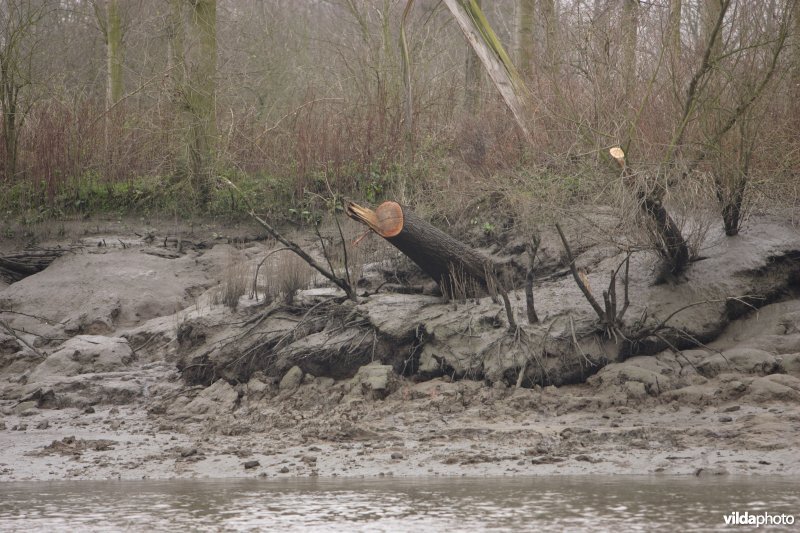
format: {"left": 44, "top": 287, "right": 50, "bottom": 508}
{"left": 611, "top": 147, "right": 690, "bottom": 276}
{"left": 464, "top": 0, "right": 483, "bottom": 109}
{"left": 346, "top": 201, "right": 500, "bottom": 298}
{"left": 721, "top": 188, "right": 743, "bottom": 236}
{"left": 186, "top": 0, "right": 216, "bottom": 205}
{"left": 516, "top": 0, "right": 534, "bottom": 79}
{"left": 667, "top": 0, "right": 682, "bottom": 61}
{"left": 540, "top": 0, "right": 558, "bottom": 75}
{"left": 0, "top": 58, "right": 20, "bottom": 182}
{"left": 106, "top": 0, "right": 123, "bottom": 106}
{"left": 621, "top": 0, "right": 639, "bottom": 101}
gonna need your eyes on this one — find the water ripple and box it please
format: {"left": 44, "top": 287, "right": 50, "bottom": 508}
{"left": 0, "top": 476, "right": 797, "bottom": 532}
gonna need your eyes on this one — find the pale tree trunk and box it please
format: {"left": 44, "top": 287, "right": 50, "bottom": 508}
{"left": 621, "top": 0, "right": 639, "bottom": 100}
{"left": 106, "top": 0, "right": 123, "bottom": 106}
{"left": 702, "top": 0, "right": 723, "bottom": 60}
{"left": 166, "top": 0, "right": 185, "bottom": 82}
{"left": 1, "top": 2, "right": 46, "bottom": 182}
{"left": 0, "top": 78, "right": 19, "bottom": 182}
{"left": 540, "top": 0, "right": 558, "bottom": 75}
{"left": 464, "top": 0, "right": 483, "bottom": 109}
{"left": 165, "top": 0, "right": 187, "bottom": 176}
{"left": 186, "top": 0, "right": 216, "bottom": 205}
{"left": 100, "top": 0, "right": 123, "bottom": 165}
{"left": 517, "top": 0, "right": 535, "bottom": 79}
{"left": 793, "top": 0, "right": 800, "bottom": 114}
{"left": 667, "top": 0, "right": 682, "bottom": 60}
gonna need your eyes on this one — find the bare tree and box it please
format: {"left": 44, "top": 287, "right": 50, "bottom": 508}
{"left": 516, "top": 0, "right": 535, "bottom": 79}
{"left": 621, "top": 0, "right": 639, "bottom": 100}
{"left": 93, "top": 0, "right": 124, "bottom": 108}
{"left": 166, "top": 0, "right": 216, "bottom": 204}
{"left": 0, "top": 0, "right": 48, "bottom": 182}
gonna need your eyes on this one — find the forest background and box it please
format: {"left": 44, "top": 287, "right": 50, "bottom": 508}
{"left": 1, "top": 0, "right": 798, "bottom": 248}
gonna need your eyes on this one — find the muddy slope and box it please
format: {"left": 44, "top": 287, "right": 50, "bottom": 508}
{"left": 1, "top": 213, "right": 799, "bottom": 481}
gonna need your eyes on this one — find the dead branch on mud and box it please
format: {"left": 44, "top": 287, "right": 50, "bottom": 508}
{"left": 0, "top": 319, "right": 44, "bottom": 359}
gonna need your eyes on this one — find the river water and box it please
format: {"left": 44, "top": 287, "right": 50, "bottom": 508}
{"left": 0, "top": 476, "right": 797, "bottom": 532}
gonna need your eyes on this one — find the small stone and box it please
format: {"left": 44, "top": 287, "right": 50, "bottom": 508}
{"left": 180, "top": 448, "right": 198, "bottom": 458}
{"left": 391, "top": 452, "right": 404, "bottom": 460}
{"left": 0, "top": 421, "right": 6, "bottom": 430}
{"left": 279, "top": 466, "right": 290, "bottom": 474}
{"left": 13, "top": 424, "right": 27, "bottom": 431}
{"left": 719, "top": 415, "right": 733, "bottom": 423}
{"left": 110, "top": 408, "right": 119, "bottom": 415}
{"left": 279, "top": 366, "right": 304, "bottom": 391}
{"left": 36, "top": 420, "right": 50, "bottom": 430}
{"left": 243, "top": 460, "right": 260, "bottom": 470}
{"left": 722, "top": 405, "right": 741, "bottom": 413}
{"left": 83, "top": 406, "right": 96, "bottom": 414}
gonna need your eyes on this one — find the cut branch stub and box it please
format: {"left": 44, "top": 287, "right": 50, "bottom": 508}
{"left": 346, "top": 201, "right": 497, "bottom": 298}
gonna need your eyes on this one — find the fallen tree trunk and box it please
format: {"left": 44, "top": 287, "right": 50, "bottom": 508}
{"left": 346, "top": 201, "right": 500, "bottom": 299}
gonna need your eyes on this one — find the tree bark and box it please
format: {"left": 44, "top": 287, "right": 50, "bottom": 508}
{"left": 516, "top": 0, "right": 534, "bottom": 79}
{"left": 186, "top": 0, "right": 216, "bottom": 205}
{"left": 464, "top": 0, "right": 483, "bottom": 109}
{"left": 346, "top": 201, "right": 499, "bottom": 298}
{"left": 667, "top": 0, "right": 682, "bottom": 61}
{"left": 106, "top": 0, "right": 123, "bottom": 106}
{"left": 540, "top": 0, "right": 558, "bottom": 75}
{"left": 640, "top": 195, "right": 689, "bottom": 275}
{"left": 621, "top": 0, "right": 639, "bottom": 101}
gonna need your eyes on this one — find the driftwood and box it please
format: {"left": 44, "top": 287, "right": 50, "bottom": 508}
{"left": 0, "top": 248, "right": 72, "bottom": 284}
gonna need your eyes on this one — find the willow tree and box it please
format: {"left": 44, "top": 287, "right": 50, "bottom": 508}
{"left": 464, "top": 0, "right": 484, "bottom": 108}
{"left": 0, "top": 0, "right": 48, "bottom": 182}
{"left": 795, "top": 0, "right": 800, "bottom": 107}
{"left": 516, "top": 0, "right": 535, "bottom": 79}
{"left": 621, "top": 0, "right": 639, "bottom": 100}
{"left": 540, "top": 0, "right": 558, "bottom": 74}
{"left": 94, "top": 0, "right": 124, "bottom": 107}
{"left": 167, "top": 0, "right": 217, "bottom": 205}
{"left": 667, "top": 0, "right": 682, "bottom": 60}
{"left": 441, "top": 0, "right": 531, "bottom": 141}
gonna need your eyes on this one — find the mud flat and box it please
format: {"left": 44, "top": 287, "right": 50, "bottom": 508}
{"left": 1, "top": 213, "right": 799, "bottom": 480}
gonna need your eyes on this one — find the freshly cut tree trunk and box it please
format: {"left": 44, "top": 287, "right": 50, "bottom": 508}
{"left": 346, "top": 201, "right": 497, "bottom": 298}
